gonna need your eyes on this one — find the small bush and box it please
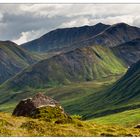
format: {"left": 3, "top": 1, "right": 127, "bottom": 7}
{"left": 71, "top": 115, "right": 82, "bottom": 120}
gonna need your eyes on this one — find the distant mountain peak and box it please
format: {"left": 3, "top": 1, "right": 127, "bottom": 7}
{"left": 21, "top": 23, "right": 110, "bottom": 52}
{"left": 95, "top": 22, "right": 108, "bottom": 26}
{"left": 0, "top": 40, "right": 17, "bottom": 46}
{"left": 110, "top": 22, "right": 130, "bottom": 29}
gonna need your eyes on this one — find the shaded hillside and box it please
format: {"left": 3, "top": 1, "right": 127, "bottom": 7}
{"left": 105, "top": 59, "right": 140, "bottom": 105}
{"left": 69, "top": 23, "right": 140, "bottom": 66}
{"left": 65, "top": 59, "right": 140, "bottom": 119}
{"left": 21, "top": 23, "right": 140, "bottom": 67}
{"left": 111, "top": 38, "right": 140, "bottom": 66}
{"left": 0, "top": 41, "right": 36, "bottom": 84}
{"left": 21, "top": 23, "right": 110, "bottom": 52}
{"left": 90, "top": 23, "right": 140, "bottom": 47}
{"left": 3, "top": 45, "right": 126, "bottom": 90}
{"left": 21, "top": 23, "right": 140, "bottom": 52}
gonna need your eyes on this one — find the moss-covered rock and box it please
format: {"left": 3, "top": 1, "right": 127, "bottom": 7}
{"left": 13, "top": 93, "right": 72, "bottom": 124}
{"left": 31, "top": 106, "right": 72, "bottom": 123}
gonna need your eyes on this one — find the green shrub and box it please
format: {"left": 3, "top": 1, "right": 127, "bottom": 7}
{"left": 71, "top": 115, "right": 82, "bottom": 120}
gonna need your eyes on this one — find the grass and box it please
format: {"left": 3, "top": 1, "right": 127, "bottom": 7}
{"left": 1, "top": 73, "right": 140, "bottom": 123}
{"left": 2, "top": 45, "right": 127, "bottom": 90}
{"left": 91, "top": 108, "right": 140, "bottom": 127}
{"left": 0, "top": 112, "right": 140, "bottom": 136}
{"left": 0, "top": 75, "right": 121, "bottom": 113}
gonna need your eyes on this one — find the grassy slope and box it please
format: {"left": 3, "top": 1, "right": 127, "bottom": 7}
{"left": 0, "top": 59, "right": 139, "bottom": 122}
{"left": 0, "top": 75, "right": 122, "bottom": 114}
{"left": 2, "top": 45, "right": 126, "bottom": 90}
{"left": 92, "top": 108, "right": 140, "bottom": 127}
{"left": 0, "top": 112, "right": 139, "bottom": 136}
{"left": 0, "top": 41, "right": 37, "bottom": 84}
{"left": 0, "top": 41, "right": 35, "bottom": 67}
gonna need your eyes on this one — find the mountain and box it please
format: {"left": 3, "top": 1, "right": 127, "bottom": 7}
{"left": 21, "top": 23, "right": 140, "bottom": 52}
{"left": 21, "top": 23, "right": 140, "bottom": 66}
{"left": 53, "top": 59, "right": 140, "bottom": 120}
{"left": 21, "top": 23, "right": 110, "bottom": 52}
{"left": 89, "top": 23, "right": 140, "bottom": 47}
{"left": 105, "top": 59, "right": 140, "bottom": 106}
{"left": 3, "top": 45, "right": 126, "bottom": 90}
{"left": 76, "top": 59, "right": 140, "bottom": 119}
{"left": 111, "top": 38, "right": 140, "bottom": 66}
{"left": 0, "top": 22, "right": 140, "bottom": 121}
{"left": 0, "top": 41, "right": 36, "bottom": 84}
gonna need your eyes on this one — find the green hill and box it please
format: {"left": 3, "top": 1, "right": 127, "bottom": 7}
{"left": 0, "top": 41, "right": 36, "bottom": 84}
{"left": 3, "top": 45, "right": 126, "bottom": 90}
{"left": 92, "top": 108, "right": 140, "bottom": 127}
{"left": 60, "top": 59, "right": 140, "bottom": 120}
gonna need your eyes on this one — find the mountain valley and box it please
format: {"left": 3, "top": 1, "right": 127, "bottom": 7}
{"left": 0, "top": 22, "right": 140, "bottom": 136}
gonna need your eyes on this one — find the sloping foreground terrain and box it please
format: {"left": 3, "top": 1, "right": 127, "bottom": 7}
{"left": 0, "top": 112, "right": 140, "bottom": 136}
{"left": 0, "top": 41, "right": 36, "bottom": 84}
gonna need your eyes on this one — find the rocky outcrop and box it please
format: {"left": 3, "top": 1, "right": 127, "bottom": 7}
{"left": 12, "top": 93, "right": 61, "bottom": 117}
{"left": 12, "top": 93, "right": 72, "bottom": 123}
{"left": 134, "top": 124, "right": 140, "bottom": 129}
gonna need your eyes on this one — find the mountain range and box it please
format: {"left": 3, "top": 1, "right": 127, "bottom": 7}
{"left": 2, "top": 22, "right": 140, "bottom": 89}
{"left": 0, "top": 22, "right": 140, "bottom": 124}
{"left": 21, "top": 23, "right": 110, "bottom": 52}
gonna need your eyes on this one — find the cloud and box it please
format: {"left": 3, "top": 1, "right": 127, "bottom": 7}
{"left": 0, "top": 4, "right": 140, "bottom": 44}
{"left": 13, "top": 29, "right": 47, "bottom": 44}
{"left": 0, "top": 13, "right": 3, "bottom": 22}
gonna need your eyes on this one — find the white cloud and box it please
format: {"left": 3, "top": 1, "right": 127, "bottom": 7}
{"left": 0, "top": 13, "right": 3, "bottom": 21}
{"left": 60, "top": 17, "right": 90, "bottom": 27}
{"left": 13, "top": 29, "right": 46, "bottom": 44}
{"left": 0, "top": 4, "right": 140, "bottom": 44}
{"left": 13, "top": 32, "right": 28, "bottom": 45}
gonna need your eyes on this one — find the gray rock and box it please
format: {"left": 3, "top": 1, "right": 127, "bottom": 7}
{"left": 12, "top": 93, "right": 60, "bottom": 117}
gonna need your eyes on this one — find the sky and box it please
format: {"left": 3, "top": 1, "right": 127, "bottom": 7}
{"left": 0, "top": 4, "right": 140, "bottom": 44}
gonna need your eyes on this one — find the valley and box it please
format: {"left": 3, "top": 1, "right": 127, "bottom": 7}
{"left": 0, "top": 22, "right": 140, "bottom": 136}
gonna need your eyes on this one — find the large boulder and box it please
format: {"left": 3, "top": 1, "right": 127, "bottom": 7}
{"left": 12, "top": 93, "right": 72, "bottom": 123}
{"left": 12, "top": 93, "right": 60, "bottom": 117}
